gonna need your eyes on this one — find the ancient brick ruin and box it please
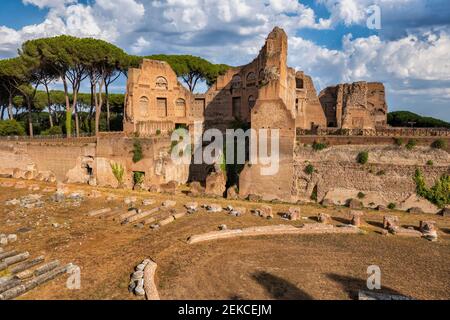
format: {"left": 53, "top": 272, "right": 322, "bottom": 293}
{"left": 0, "top": 27, "right": 448, "bottom": 210}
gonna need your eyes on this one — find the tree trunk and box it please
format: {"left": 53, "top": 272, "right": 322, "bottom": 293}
{"left": 62, "top": 76, "right": 71, "bottom": 138}
{"left": 89, "top": 83, "right": 95, "bottom": 133}
{"left": 1, "top": 106, "right": 5, "bottom": 120}
{"left": 27, "top": 98, "right": 33, "bottom": 137}
{"left": 44, "top": 83, "right": 54, "bottom": 127}
{"left": 105, "top": 84, "right": 110, "bottom": 131}
{"left": 8, "top": 93, "right": 14, "bottom": 120}
{"left": 95, "top": 79, "right": 104, "bottom": 136}
{"left": 72, "top": 84, "right": 80, "bottom": 138}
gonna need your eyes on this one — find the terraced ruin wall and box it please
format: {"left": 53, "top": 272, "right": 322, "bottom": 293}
{"left": 293, "top": 144, "right": 450, "bottom": 213}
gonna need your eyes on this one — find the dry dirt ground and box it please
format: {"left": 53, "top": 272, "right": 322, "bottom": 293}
{"left": 0, "top": 178, "right": 449, "bottom": 300}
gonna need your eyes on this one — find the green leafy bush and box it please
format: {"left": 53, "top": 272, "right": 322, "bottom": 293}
{"left": 132, "top": 139, "right": 143, "bottom": 163}
{"left": 133, "top": 171, "right": 145, "bottom": 186}
{"left": 394, "top": 138, "right": 404, "bottom": 146}
{"left": 40, "top": 126, "right": 63, "bottom": 136}
{"left": 426, "top": 160, "right": 434, "bottom": 166}
{"left": 357, "top": 151, "right": 369, "bottom": 164}
{"left": 304, "top": 164, "right": 315, "bottom": 175}
{"left": 357, "top": 192, "right": 366, "bottom": 199}
{"left": 387, "top": 203, "right": 396, "bottom": 210}
{"left": 414, "top": 169, "right": 450, "bottom": 208}
{"left": 405, "top": 139, "right": 417, "bottom": 150}
{"left": 312, "top": 141, "right": 327, "bottom": 151}
{"left": 0, "top": 120, "right": 25, "bottom": 136}
{"left": 431, "top": 139, "right": 447, "bottom": 149}
{"left": 110, "top": 162, "right": 125, "bottom": 185}
{"left": 156, "top": 129, "right": 161, "bottom": 136}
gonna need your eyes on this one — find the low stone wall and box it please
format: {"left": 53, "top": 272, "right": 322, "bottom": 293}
{"left": 293, "top": 144, "right": 449, "bottom": 212}
{"left": 297, "top": 127, "right": 450, "bottom": 137}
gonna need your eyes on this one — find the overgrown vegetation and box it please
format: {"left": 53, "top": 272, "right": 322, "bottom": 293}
{"left": 426, "top": 160, "right": 434, "bottom": 166}
{"left": 405, "top": 139, "right": 417, "bottom": 150}
{"left": 312, "top": 141, "right": 327, "bottom": 151}
{"left": 311, "top": 185, "right": 318, "bottom": 202}
{"left": 357, "top": 151, "right": 369, "bottom": 164}
{"left": 0, "top": 119, "right": 25, "bottom": 136}
{"left": 304, "top": 164, "right": 315, "bottom": 175}
{"left": 388, "top": 111, "right": 450, "bottom": 128}
{"left": 394, "top": 137, "right": 404, "bottom": 146}
{"left": 110, "top": 162, "right": 125, "bottom": 186}
{"left": 431, "top": 139, "right": 447, "bottom": 149}
{"left": 357, "top": 192, "right": 366, "bottom": 199}
{"left": 133, "top": 171, "right": 145, "bottom": 187}
{"left": 132, "top": 139, "right": 143, "bottom": 163}
{"left": 414, "top": 169, "right": 450, "bottom": 208}
{"left": 388, "top": 203, "right": 396, "bottom": 210}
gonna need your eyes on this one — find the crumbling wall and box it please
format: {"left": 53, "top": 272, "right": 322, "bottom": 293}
{"left": 319, "top": 81, "right": 387, "bottom": 129}
{"left": 293, "top": 144, "right": 449, "bottom": 211}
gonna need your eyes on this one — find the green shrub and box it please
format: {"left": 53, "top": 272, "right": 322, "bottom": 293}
{"left": 357, "top": 192, "right": 366, "bottom": 199}
{"left": 394, "top": 137, "right": 404, "bottom": 146}
{"left": 110, "top": 162, "right": 125, "bottom": 185}
{"left": 132, "top": 139, "right": 143, "bottom": 163}
{"left": 133, "top": 171, "right": 145, "bottom": 186}
{"left": 304, "top": 164, "right": 315, "bottom": 175}
{"left": 405, "top": 139, "right": 417, "bottom": 150}
{"left": 156, "top": 129, "right": 161, "bottom": 136}
{"left": 414, "top": 169, "right": 450, "bottom": 208}
{"left": 387, "top": 203, "right": 396, "bottom": 210}
{"left": 426, "top": 160, "right": 434, "bottom": 166}
{"left": 311, "top": 185, "right": 318, "bottom": 202}
{"left": 0, "top": 120, "right": 25, "bottom": 136}
{"left": 40, "top": 126, "right": 63, "bottom": 136}
{"left": 431, "top": 139, "right": 447, "bottom": 149}
{"left": 357, "top": 151, "right": 369, "bottom": 164}
{"left": 312, "top": 141, "right": 327, "bottom": 151}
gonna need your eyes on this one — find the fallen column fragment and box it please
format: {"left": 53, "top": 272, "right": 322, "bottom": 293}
{"left": 123, "top": 207, "right": 160, "bottom": 224}
{"left": 187, "top": 223, "right": 361, "bottom": 244}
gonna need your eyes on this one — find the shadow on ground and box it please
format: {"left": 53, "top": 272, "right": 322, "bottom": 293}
{"left": 327, "top": 273, "right": 406, "bottom": 300}
{"left": 252, "top": 271, "right": 313, "bottom": 300}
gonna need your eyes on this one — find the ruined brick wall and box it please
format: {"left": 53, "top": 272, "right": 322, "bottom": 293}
{"left": 319, "top": 81, "right": 388, "bottom": 129}
{"left": 0, "top": 140, "right": 96, "bottom": 182}
{"left": 293, "top": 144, "right": 449, "bottom": 212}
{"left": 124, "top": 59, "right": 194, "bottom": 136}
{"left": 0, "top": 136, "right": 189, "bottom": 188}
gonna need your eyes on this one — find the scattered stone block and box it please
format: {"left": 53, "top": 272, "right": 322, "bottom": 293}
{"left": 248, "top": 194, "right": 262, "bottom": 202}
{"left": 377, "top": 205, "right": 387, "bottom": 211}
{"left": 142, "top": 199, "right": 155, "bottom": 206}
{"left": 350, "top": 211, "right": 364, "bottom": 227}
{"left": 318, "top": 213, "right": 331, "bottom": 224}
{"left": 257, "top": 205, "right": 273, "bottom": 219}
{"left": 420, "top": 221, "right": 438, "bottom": 241}
{"left": 148, "top": 185, "right": 160, "bottom": 193}
{"left": 321, "top": 199, "right": 334, "bottom": 207}
{"left": 408, "top": 207, "right": 424, "bottom": 214}
{"left": 188, "top": 181, "right": 205, "bottom": 196}
{"left": 205, "top": 171, "right": 226, "bottom": 197}
{"left": 206, "top": 204, "right": 222, "bottom": 213}
{"left": 184, "top": 202, "right": 198, "bottom": 211}
{"left": 162, "top": 200, "right": 176, "bottom": 208}
{"left": 218, "top": 224, "right": 227, "bottom": 231}
{"left": 348, "top": 199, "right": 363, "bottom": 209}
{"left": 124, "top": 197, "right": 137, "bottom": 205}
{"left": 230, "top": 207, "right": 246, "bottom": 217}
{"left": 160, "top": 181, "right": 177, "bottom": 194}
{"left": 287, "top": 207, "right": 301, "bottom": 221}
{"left": 173, "top": 211, "right": 186, "bottom": 220}
{"left": 226, "top": 186, "right": 238, "bottom": 200}
{"left": 7, "top": 234, "right": 17, "bottom": 243}
{"left": 390, "top": 227, "right": 422, "bottom": 238}
{"left": 383, "top": 215, "right": 399, "bottom": 230}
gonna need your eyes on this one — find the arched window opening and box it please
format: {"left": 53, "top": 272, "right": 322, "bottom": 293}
{"left": 246, "top": 72, "right": 256, "bottom": 87}
{"left": 156, "top": 76, "right": 168, "bottom": 90}
{"left": 139, "top": 96, "right": 149, "bottom": 117}
{"left": 231, "top": 75, "right": 242, "bottom": 89}
{"left": 248, "top": 95, "right": 256, "bottom": 109}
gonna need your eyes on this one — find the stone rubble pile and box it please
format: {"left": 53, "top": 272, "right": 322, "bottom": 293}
{"left": 129, "top": 259, "right": 152, "bottom": 297}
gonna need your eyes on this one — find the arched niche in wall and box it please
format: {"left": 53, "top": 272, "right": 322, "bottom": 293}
{"left": 248, "top": 95, "right": 256, "bottom": 109}
{"left": 246, "top": 72, "right": 257, "bottom": 87}
{"left": 156, "top": 76, "right": 168, "bottom": 90}
{"left": 175, "top": 98, "right": 186, "bottom": 117}
{"left": 139, "top": 96, "right": 150, "bottom": 117}
{"left": 231, "top": 75, "right": 242, "bottom": 89}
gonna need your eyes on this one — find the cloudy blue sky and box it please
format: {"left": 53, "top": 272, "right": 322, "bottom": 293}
{"left": 0, "top": 0, "right": 449, "bottom": 120}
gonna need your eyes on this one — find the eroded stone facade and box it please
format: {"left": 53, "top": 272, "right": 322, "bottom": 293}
{"left": 319, "top": 82, "right": 388, "bottom": 129}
